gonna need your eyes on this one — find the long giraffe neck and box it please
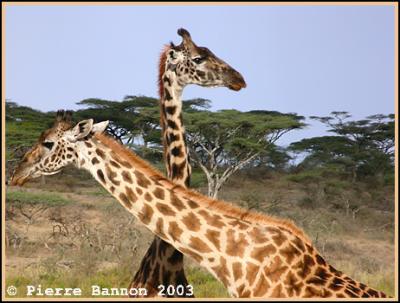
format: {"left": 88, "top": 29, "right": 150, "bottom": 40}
{"left": 79, "top": 132, "right": 387, "bottom": 298}
{"left": 128, "top": 49, "right": 192, "bottom": 297}
{"left": 159, "top": 59, "right": 191, "bottom": 186}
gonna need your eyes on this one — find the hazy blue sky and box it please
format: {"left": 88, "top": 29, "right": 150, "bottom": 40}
{"left": 5, "top": 4, "right": 395, "bottom": 146}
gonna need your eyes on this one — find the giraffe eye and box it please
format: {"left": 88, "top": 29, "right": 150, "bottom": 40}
{"left": 192, "top": 57, "right": 204, "bottom": 64}
{"left": 42, "top": 141, "right": 54, "bottom": 150}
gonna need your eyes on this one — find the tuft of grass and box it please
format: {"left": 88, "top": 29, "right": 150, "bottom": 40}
{"left": 87, "top": 187, "right": 109, "bottom": 197}
{"left": 6, "top": 190, "right": 71, "bottom": 206}
{"left": 187, "top": 267, "right": 229, "bottom": 298}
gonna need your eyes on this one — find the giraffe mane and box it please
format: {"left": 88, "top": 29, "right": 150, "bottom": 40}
{"left": 157, "top": 44, "right": 173, "bottom": 166}
{"left": 158, "top": 44, "right": 171, "bottom": 100}
{"left": 94, "top": 132, "right": 312, "bottom": 245}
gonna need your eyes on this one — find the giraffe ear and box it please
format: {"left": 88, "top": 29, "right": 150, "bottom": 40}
{"left": 168, "top": 48, "right": 178, "bottom": 60}
{"left": 91, "top": 121, "right": 109, "bottom": 134}
{"left": 71, "top": 119, "right": 93, "bottom": 141}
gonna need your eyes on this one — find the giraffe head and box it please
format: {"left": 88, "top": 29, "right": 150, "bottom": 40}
{"left": 162, "top": 28, "right": 246, "bottom": 91}
{"left": 9, "top": 110, "right": 108, "bottom": 186}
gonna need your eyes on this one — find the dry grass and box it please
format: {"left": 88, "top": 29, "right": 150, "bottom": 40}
{"left": 4, "top": 169, "right": 395, "bottom": 298}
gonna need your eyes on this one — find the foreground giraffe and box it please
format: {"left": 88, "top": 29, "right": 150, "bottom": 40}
{"left": 128, "top": 28, "right": 246, "bottom": 297}
{"left": 10, "top": 111, "right": 388, "bottom": 298}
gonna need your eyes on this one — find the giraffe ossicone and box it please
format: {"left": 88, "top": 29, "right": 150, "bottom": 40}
{"left": 10, "top": 111, "right": 388, "bottom": 298}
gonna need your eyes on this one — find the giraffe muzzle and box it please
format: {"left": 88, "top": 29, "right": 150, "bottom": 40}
{"left": 228, "top": 81, "right": 246, "bottom": 91}
{"left": 227, "top": 69, "right": 246, "bottom": 91}
{"left": 9, "top": 175, "right": 29, "bottom": 186}
{"left": 228, "top": 77, "right": 247, "bottom": 91}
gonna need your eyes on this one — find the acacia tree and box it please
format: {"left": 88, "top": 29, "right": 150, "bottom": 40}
{"left": 76, "top": 96, "right": 161, "bottom": 145}
{"left": 76, "top": 96, "right": 213, "bottom": 161}
{"left": 185, "top": 109, "right": 305, "bottom": 198}
{"left": 5, "top": 102, "right": 55, "bottom": 176}
{"left": 290, "top": 112, "right": 395, "bottom": 182}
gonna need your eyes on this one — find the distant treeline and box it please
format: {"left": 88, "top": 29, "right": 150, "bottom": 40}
{"left": 5, "top": 97, "right": 394, "bottom": 195}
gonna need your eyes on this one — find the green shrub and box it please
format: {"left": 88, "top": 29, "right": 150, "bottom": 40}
{"left": 286, "top": 169, "right": 322, "bottom": 183}
{"left": 189, "top": 170, "right": 207, "bottom": 188}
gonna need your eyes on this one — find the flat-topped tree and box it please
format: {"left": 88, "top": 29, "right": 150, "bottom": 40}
{"left": 10, "top": 111, "right": 387, "bottom": 298}
{"left": 184, "top": 109, "right": 305, "bottom": 198}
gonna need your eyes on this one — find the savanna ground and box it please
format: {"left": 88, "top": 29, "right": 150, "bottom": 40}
{"left": 4, "top": 166, "right": 395, "bottom": 298}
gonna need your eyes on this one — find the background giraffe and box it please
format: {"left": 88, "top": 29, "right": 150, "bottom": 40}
{"left": 10, "top": 112, "right": 388, "bottom": 298}
{"left": 127, "top": 28, "right": 246, "bottom": 297}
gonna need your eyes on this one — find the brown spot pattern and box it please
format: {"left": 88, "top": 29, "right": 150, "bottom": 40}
{"left": 155, "top": 218, "right": 166, "bottom": 239}
{"left": 251, "top": 244, "right": 276, "bottom": 262}
{"left": 119, "top": 193, "right": 132, "bottom": 208}
{"left": 236, "top": 284, "right": 246, "bottom": 297}
{"left": 271, "top": 231, "right": 286, "bottom": 247}
{"left": 95, "top": 148, "right": 106, "bottom": 159}
{"left": 189, "top": 236, "right": 212, "bottom": 253}
{"left": 315, "top": 254, "right": 327, "bottom": 266}
{"left": 125, "top": 186, "right": 137, "bottom": 203}
{"left": 226, "top": 230, "right": 248, "bottom": 257}
{"left": 205, "top": 229, "right": 221, "bottom": 251}
{"left": 211, "top": 257, "right": 229, "bottom": 286}
{"left": 315, "top": 266, "right": 331, "bottom": 281}
{"left": 170, "top": 193, "right": 186, "bottom": 211}
{"left": 232, "top": 262, "right": 243, "bottom": 281}
{"left": 280, "top": 243, "right": 301, "bottom": 264}
{"left": 105, "top": 164, "right": 120, "bottom": 185}
{"left": 156, "top": 203, "right": 176, "bottom": 216}
{"left": 292, "top": 237, "right": 306, "bottom": 252}
{"left": 264, "top": 256, "right": 288, "bottom": 283}
{"left": 284, "top": 271, "right": 303, "bottom": 297}
{"left": 187, "top": 200, "right": 199, "bottom": 209}
{"left": 110, "top": 159, "right": 120, "bottom": 168}
{"left": 253, "top": 274, "right": 270, "bottom": 297}
{"left": 229, "top": 219, "right": 250, "bottom": 230}
{"left": 249, "top": 227, "right": 269, "bottom": 243}
{"left": 144, "top": 192, "right": 152, "bottom": 202}
{"left": 153, "top": 187, "right": 165, "bottom": 200}
{"left": 97, "top": 169, "right": 105, "bottom": 184}
{"left": 135, "top": 170, "right": 151, "bottom": 188}
{"left": 271, "top": 284, "right": 282, "bottom": 298}
{"left": 296, "top": 254, "right": 315, "bottom": 278}
{"left": 329, "top": 277, "right": 345, "bottom": 291}
{"left": 168, "top": 221, "right": 183, "bottom": 242}
{"left": 304, "top": 286, "right": 322, "bottom": 297}
{"left": 182, "top": 212, "right": 201, "bottom": 231}
{"left": 246, "top": 262, "right": 259, "bottom": 285}
{"left": 121, "top": 170, "right": 133, "bottom": 183}
{"left": 198, "top": 210, "right": 225, "bottom": 228}
{"left": 138, "top": 203, "right": 153, "bottom": 224}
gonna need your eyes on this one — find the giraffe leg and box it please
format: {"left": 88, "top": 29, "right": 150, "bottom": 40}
{"left": 128, "top": 237, "right": 193, "bottom": 298}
